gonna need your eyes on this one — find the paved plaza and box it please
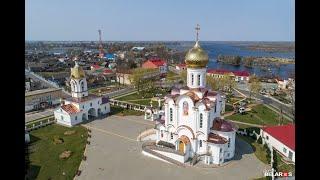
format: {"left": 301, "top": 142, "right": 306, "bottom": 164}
{"left": 76, "top": 115, "right": 269, "bottom": 180}
{"left": 25, "top": 108, "right": 55, "bottom": 122}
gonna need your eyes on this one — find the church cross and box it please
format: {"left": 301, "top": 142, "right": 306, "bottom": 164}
{"left": 195, "top": 24, "right": 200, "bottom": 42}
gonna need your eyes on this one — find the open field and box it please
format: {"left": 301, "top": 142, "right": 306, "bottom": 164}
{"left": 227, "top": 104, "right": 291, "bottom": 125}
{"left": 26, "top": 124, "right": 88, "bottom": 179}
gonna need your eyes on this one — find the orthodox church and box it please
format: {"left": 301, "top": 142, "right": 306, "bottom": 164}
{"left": 54, "top": 60, "right": 110, "bottom": 127}
{"left": 154, "top": 25, "right": 237, "bottom": 165}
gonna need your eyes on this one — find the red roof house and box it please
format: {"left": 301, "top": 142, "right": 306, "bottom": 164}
{"left": 142, "top": 58, "right": 166, "bottom": 69}
{"left": 103, "top": 69, "right": 113, "bottom": 74}
{"left": 261, "top": 124, "right": 295, "bottom": 162}
{"left": 262, "top": 124, "right": 295, "bottom": 150}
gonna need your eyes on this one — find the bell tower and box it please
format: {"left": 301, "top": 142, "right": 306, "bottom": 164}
{"left": 70, "top": 59, "right": 88, "bottom": 98}
{"left": 185, "top": 24, "right": 209, "bottom": 89}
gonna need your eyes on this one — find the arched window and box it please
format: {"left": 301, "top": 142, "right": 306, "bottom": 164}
{"left": 191, "top": 74, "right": 194, "bottom": 85}
{"left": 169, "top": 108, "right": 173, "bottom": 121}
{"left": 199, "top": 140, "right": 202, "bottom": 147}
{"left": 81, "top": 82, "right": 84, "bottom": 91}
{"left": 183, "top": 101, "right": 188, "bottom": 115}
{"left": 200, "top": 113, "right": 203, "bottom": 128}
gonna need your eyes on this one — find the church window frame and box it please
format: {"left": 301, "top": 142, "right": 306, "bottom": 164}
{"left": 228, "top": 138, "right": 231, "bottom": 148}
{"left": 199, "top": 113, "right": 203, "bottom": 128}
{"left": 169, "top": 108, "right": 173, "bottom": 121}
{"left": 75, "top": 116, "right": 77, "bottom": 121}
{"left": 199, "top": 140, "right": 202, "bottom": 147}
{"left": 198, "top": 74, "right": 201, "bottom": 86}
{"left": 170, "top": 133, "right": 173, "bottom": 140}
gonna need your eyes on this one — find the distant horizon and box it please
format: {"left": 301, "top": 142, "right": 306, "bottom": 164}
{"left": 25, "top": 40, "right": 295, "bottom": 43}
{"left": 26, "top": 0, "right": 294, "bottom": 41}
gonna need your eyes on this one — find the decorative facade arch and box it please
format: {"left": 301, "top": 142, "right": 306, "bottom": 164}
{"left": 176, "top": 125, "right": 195, "bottom": 139}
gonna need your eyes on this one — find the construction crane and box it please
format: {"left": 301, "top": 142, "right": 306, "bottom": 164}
{"left": 98, "top": 29, "right": 104, "bottom": 58}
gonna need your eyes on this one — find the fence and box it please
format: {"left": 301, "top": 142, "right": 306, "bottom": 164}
{"left": 109, "top": 99, "right": 148, "bottom": 112}
{"left": 25, "top": 116, "right": 56, "bottom": 132}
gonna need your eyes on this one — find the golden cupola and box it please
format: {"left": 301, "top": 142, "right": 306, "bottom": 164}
{"left": 185, "top": 24, "right": 209, "bottom": 68}
{"left": 71, "top": 60, "right": 85, "bottom": 79}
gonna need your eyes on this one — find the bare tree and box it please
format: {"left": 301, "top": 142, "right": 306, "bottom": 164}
{"left": 248, "top": 75, "right": 262, "bottom": 101}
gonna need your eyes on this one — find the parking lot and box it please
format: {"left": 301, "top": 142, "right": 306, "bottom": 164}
{"left": 25, "top": 108, "right": 55, "bottom": 123}
{"left": 76, "top": 115, "right": 269, "bottom": 180}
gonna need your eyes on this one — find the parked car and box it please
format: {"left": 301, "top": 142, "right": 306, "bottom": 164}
{"left": 238, "top": 107, "right": 245, "bottom": 114}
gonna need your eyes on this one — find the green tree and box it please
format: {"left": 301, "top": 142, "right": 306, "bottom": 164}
{"left": 273, "top": 150, "right": 278, "bottom": 172}
{"left": 129, "top": 68, "right": 158, "bottom": 93}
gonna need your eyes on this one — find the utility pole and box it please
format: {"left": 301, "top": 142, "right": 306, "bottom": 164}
{"left": 98, "top": 29, "right": 105, "bottom": 59}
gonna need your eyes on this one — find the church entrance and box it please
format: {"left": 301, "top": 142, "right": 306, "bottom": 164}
{"left": 177, "top": 135, "right": 190, "bottom": 154}
{"left": 179, "top": 141, "right": 184, "bottom": 153}
{"left": 88, "top": 108, "right": 96, "bottom": 120}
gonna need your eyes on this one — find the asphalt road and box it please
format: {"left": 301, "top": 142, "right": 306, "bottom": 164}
{"left": 25, "top": 108, "right": 55, "bottom": 123}
{"left": 235, "top": 89, "right": 294, "bottom": 120}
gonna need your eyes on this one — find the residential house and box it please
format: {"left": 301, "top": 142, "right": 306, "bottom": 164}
{"left": 142, "top": 58, "right": 167, "bottom": 74}
{"left": 261, "top": 124, "right": 295, "bottom": 163}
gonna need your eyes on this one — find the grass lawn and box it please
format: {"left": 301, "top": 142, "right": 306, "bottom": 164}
{"left": 227, "top": 104, "right": 291, "bottom": 126}
{"left": 26, "top": 124, "right": 88, "bottom": 179}
{"left": 116, "top": 88, "right": 168, "bottom": 102}
{"left": 277, "top": 155, "right": 295, "bottom": 174}
{"left": 116, "top": 92, "right": 151, "bottom": 101}
{"left": 110, "top": 105, "right": 145, "bottom": 116}
{"left": 224, "top": 104, "right": 234, "bottom": 113}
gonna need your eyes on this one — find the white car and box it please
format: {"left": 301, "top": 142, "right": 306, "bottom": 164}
{"left": 238, "top": 107, "right": 245, "bottom": 114}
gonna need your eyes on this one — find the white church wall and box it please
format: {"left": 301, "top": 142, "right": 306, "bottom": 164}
{"left": 153, "top": 150, "right": 185, "bottom": 163}
{"left": 262, "top": 131, "right": 295, "bottom": 163}
{"left": 196, "top": 134, "right": 207, "bottom": 154}
{"left": 54, "top": 110, "right": 73, "bottom": 127}
{"left": 187, "top": 68, "right": 207, "bottom": 89}
{"left": 212, "top": 130, "right": 236, "bottom": 159}
{"left": 209, "top": 144, "right": 222, "bottom": 164}
{"left": 176, "top": 96, "right": 195, "bottom": 130}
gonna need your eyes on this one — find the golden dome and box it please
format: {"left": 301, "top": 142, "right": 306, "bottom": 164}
{"left": 185, "top": 41, "right": 209, "bottom": 68}
{"left": 70, "top": 62, "right": 85, "bottom": 79}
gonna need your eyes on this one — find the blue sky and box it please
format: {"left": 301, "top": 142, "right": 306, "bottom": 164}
{"left": 25, "top": 0, "right": 295, "bottom": 41}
